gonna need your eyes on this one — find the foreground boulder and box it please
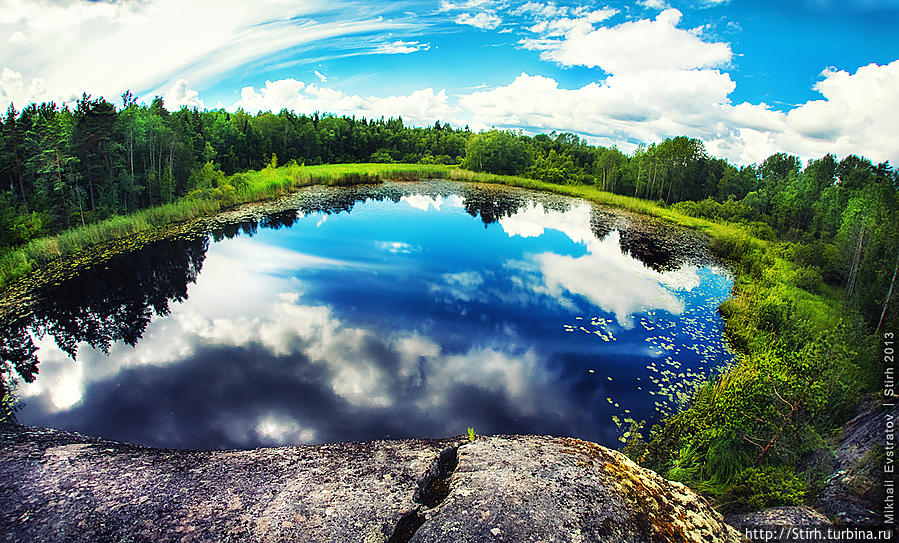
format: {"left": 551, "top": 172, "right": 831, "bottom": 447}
{"left": 0, "top": 425, "right": 741, "bottom": 542}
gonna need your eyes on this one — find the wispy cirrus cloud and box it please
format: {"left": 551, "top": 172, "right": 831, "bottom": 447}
{"left": 0, "top": 0, "right": 428, "bottom": 108}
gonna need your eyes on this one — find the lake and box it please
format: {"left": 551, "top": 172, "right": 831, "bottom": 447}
{"left": 3, "top": 181, "right": 733, "bottom": 450}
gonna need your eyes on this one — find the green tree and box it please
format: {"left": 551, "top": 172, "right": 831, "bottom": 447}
{"left": 462, "top": 130, "right": 533, "bottom": 176}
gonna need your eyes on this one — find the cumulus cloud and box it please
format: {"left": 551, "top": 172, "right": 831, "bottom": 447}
{"left": 459, "top": 70, "right": 735, "bottom": 145}
{"left": 459, "top": 0, "right": 894, "bottom": 165}
{"left": 2, "top": 0, "right": 894, "bottom": 168}
{"left": 499, "top": 200, "right": 596, "bottom": 245}
{"left": 521, "top": 8, "right": 731, "bottom": 73}
{"left": 19, "top": 243, "right": 567, "bottom": 444}
{"left": 456, "top": 59, "right": 899, "bottom": 166}
{"left": 163, "top": 79, "right": 204, "bottom": 110}
{"left": 235, "top": 78, "right": 455, "bottom": 126}
{"left": 535, "top": 238, "right": 688, "bottom": 327}
{"left": 0, "top": 67, "right": 45, "bottom": 110}
{"left": 703, "top": 61, "right": 899, "bottom": 164}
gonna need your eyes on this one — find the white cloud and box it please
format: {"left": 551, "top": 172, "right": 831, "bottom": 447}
{"left": 163, "top": 79, "right": 204, "bottom": 110}
{"left": 2, "top": 0, "right": 893, "bottom": 168}
{"left": 535, "top": 239, "right": 688, "bottom": 327}
{"left": 0, "top": 0, "right": 421, "bottom": 109}
{"left": 376, "top": 241, "right": 419, "bottom": 254}
{"left": 374, "top": 40, "right": 430, "bottom": 54}
{"left": 19, "top": 232, "right": 561, "bottom": 418}
{"left": 457, "top": 59, "right": 899, "bottom": 166}
{"left": 0, "top": 67, "right": 45, "bottom": 110}
{"left": 712, "top": 61, "right": 899, "bottom": 165}
{"left": 521, "top": 8, "right": 731, "bottom": 74}
{"left": 514, "top": 2, "right": 618, "bottom": 39}
{"left": 497, "top": 203, "right": 698, "bottom": 326}
{"left": 236, "top": 78, "right": 455, "bottom": 126}
{"left": 500, "top": 201, "right": 595, "bottom": 245}
{"left": 527, "top": 20, "right": 548, "bottom": 33}
{"left": 638, "top": 0, "right": 668, "bottom": 8}
{"left": 514, "top": 2, "right": 569, "bottom": 18}
{"left": 430, "top": 270, "right": 486, "bottom": 302}
{"left": 440, "top": 0, "right": 497, "bottom": 11}
{"left": 459, "top": 70, "right": 735, "bottom": 145}
{"left": 456, "top": 12, "right": 502, "bottom": 29}
{"left": 400, "top": 194, "right": 464, "bottom": 211}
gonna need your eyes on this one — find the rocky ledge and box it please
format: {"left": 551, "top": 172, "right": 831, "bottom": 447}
{"left": 0, "top": 425, "right": 741, "bottom": 542}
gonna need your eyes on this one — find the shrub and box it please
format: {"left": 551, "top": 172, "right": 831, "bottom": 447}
{"left": 795, "top": 266, "right": 823, "bottom": 293}
{"left": 721, "top": 466, "right": 807, "bottom": 512}
{"left": 744, "top": 221, "right": 778, "bottom": 241}
{"left": 710, "top": 230, "right": 753, "bottom": 262}
{"left": 792, "top": 241, "right": 841, "bottom": 284}
{"left": 369, "top": 150, "right": 395, "bottom": 163}
{"left": 230, "top": 173, "right": 250, "bottom": 194}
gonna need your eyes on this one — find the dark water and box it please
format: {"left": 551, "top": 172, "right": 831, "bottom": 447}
{"left": 3, "top": 181, "right": 733, "bottom": 449}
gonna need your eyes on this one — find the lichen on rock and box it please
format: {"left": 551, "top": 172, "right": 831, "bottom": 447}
{"left": 1, "top": 426, "right": 744, "bottom": 542}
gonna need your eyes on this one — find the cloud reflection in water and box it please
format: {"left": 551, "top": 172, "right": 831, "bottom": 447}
{"left": 14, "top": 182, "right": 732, "bottom": 449}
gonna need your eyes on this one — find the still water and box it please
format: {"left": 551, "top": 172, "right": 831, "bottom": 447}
{"left": 4, "top": 181, "right": 733, "bottom": 449}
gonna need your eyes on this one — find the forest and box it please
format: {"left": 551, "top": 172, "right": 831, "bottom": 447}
{"left": 1, "top": 93, "right": 898, "bottom": 510}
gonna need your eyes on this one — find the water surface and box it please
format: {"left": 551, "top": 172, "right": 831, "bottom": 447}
{"left": 4, "top": 181, "right": 733, "bottom": 449}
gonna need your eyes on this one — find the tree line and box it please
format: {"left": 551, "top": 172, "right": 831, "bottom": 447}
{"left": 1, "top": 94, "right": 897, "bottom": 330}
{"left": 0, "top": 93, "right": 467, "bottom": 248}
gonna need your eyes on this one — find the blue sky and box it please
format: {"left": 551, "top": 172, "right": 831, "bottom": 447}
{"left": 1, "top": 0, "right": 897, "bottom": 165}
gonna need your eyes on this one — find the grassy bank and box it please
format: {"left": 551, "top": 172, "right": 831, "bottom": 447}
{"left": 0, "top": 163, "right": 453, "bottom": 292}
{"left": 0, "top": 163, "right": 876, "bottom": 511}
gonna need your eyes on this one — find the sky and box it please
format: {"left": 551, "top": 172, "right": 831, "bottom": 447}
{"left": 1, "top": 0, "right": 897, "bottom": 165}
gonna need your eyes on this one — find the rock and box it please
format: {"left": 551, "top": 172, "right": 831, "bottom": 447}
{"left": 812, "top": 401, "right": 897, "bottom": 525}
{"left": 726, "top": 506, "right": 832, "bottom": 542}
{"left": 411, "top": 436, "right": 742, "bottom": 542}
{"left": 0, "top": 425, "right": 742, "bottom": 542}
